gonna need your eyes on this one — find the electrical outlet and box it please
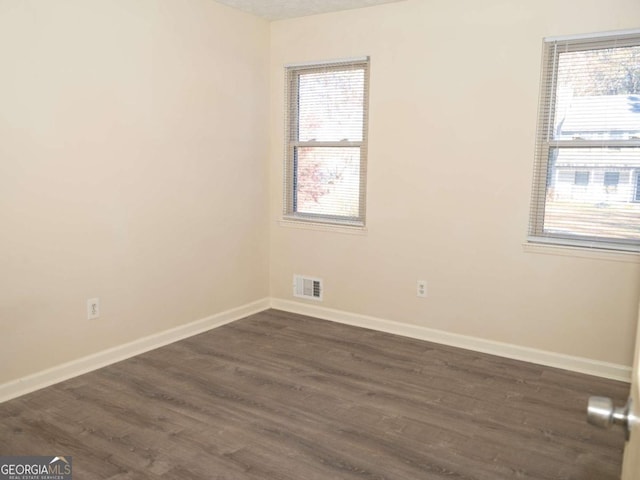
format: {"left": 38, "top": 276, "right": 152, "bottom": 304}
{"left": 87, "top": 298, "right": 100, "bottom": 320}
{"left": 417, "top": 280, "right": 427, "bottom": 298}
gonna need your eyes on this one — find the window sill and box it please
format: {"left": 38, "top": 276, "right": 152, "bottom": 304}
{"left": 523, "top": 241, "right": 640, "bottom": 263}
{"left": 278, "top": 218, "right": 367, "bottom": 235}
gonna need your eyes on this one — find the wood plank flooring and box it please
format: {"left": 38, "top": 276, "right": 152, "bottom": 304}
{"left": 0, "top": 309, "right": 630, "bottom": 479}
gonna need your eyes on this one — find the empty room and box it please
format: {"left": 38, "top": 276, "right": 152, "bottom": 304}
{"left": 2, "top": 0, "right": 640, "bottom": 478}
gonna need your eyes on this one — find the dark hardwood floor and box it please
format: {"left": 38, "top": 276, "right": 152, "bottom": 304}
{"left": 0, "top": 309, "right": 630, "bottom": 479}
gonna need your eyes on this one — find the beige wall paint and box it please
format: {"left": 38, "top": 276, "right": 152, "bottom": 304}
{"left": 0, "top": 0, "right": 270, "bottom": 383}
{"left": 2, "top": 0, "right": 639, "bottom": 388}
{"left": 269, "top": 0, "right": 640, "bottom": 365}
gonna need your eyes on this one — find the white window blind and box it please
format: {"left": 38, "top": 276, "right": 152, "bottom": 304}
{"left": 284, "top": 58, "right": 369, "bottom": 226}
{"left": 529, "top": 30, "right": 640, "bottom": 252}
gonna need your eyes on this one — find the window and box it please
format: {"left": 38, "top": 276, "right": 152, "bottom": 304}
{"left": 604, "top": 171, "right": 620, "bottom": 193}
{"left": 284, "top": 58, "right": 369, "bottom": 226}
{"left": 529, "top": 30, "right": 640, "bottom": 252}
{"left": 574, "top": 171, "right": 590, "bottom": 186}
{"left": 603, "top": 171, "right": 620, "bottom": 186}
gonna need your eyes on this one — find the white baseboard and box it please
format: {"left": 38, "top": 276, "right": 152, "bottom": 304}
{"left": 2, "top": 296, "right": 630, "bottom": 404}
{"left": 0, "top": 298, "right": 271, "bottom": 403}
{"left": 270, "top": 298, "right": 632, "bottom": 383}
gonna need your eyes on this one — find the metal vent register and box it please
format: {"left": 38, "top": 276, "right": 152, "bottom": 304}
{"left": 293, "top": 275, "right": 323, "bottom": 301}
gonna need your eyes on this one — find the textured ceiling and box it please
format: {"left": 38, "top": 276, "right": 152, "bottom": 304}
{"left": 213, "top": 0, "right": 405, "bottom": 20}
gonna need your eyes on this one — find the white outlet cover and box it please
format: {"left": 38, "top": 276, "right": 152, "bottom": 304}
{"left": 87, "top": 298, "right": 100, "bottom": 320}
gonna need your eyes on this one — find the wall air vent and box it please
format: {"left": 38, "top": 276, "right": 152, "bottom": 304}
{"left": 293, "top": 275, "right": 323, "bottom": 301}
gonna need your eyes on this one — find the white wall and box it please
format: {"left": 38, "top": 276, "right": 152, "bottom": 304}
{"left": 0, "top": 0, "right": 270, "bottom": 384}
{"left": 269, "top": 0, "right": 640, "bottom": 366}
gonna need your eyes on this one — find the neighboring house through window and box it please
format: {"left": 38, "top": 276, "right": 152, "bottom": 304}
{"left": 528, "top": 30, "right": 640, "bottom": 251}
{"left": 284, "top": 58, "right": 369, "bottom": 226}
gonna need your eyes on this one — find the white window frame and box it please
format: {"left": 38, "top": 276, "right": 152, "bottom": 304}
{"left": 528, "top": 29, "right": 640, "bottom": 253}
{"left": 283, "top": 57, "right": 370, "bottom": 227}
